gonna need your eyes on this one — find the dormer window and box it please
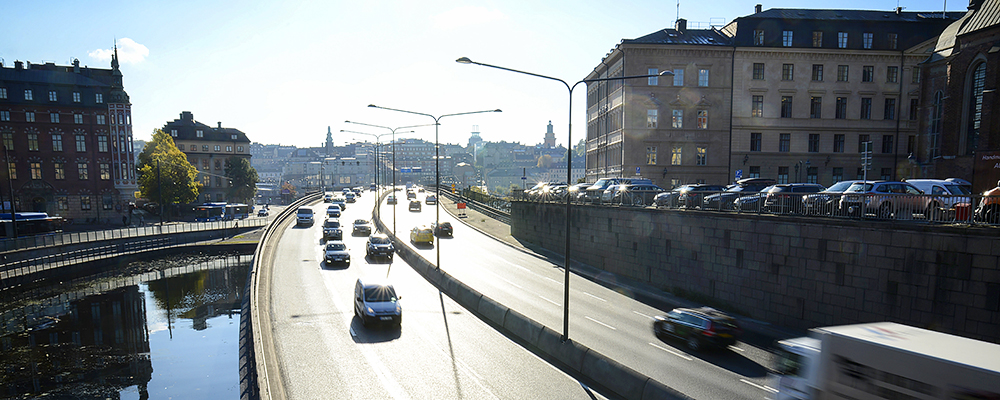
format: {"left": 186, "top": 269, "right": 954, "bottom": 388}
{"left": 196, "top": 130, "right": 204, "bottom": 138}
{"left": 231, "top": 134, "right": 237, "bottom": 140}
{"left": 171, "top": 129, "right": 178, "bottom": 137}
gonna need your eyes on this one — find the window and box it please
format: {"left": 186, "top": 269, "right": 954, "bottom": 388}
{"left": 882, "top": 135, "right": 894, "bottom": 154}
{"left": 779, "top": 133, "right": 790, "bottom": 152}
{"left": 778, "top": 167, "right": 789, "bottom": 184}
{"left": 834, "top": 134, "right": 845, "bottom": 153}
{"left": 671, "top": 146, "right": 682, "bottom": 165}
{"left": 57, "top": 195, "right": 67, "bottom": 210}
{"left": 696, "top": 147, "right": 707, "bottom": 165}
{"left": 202, "top": 175, "right": 211, "bottom": 187}
{"left": 672, "top": 109, "right": 683, "bottom": 128}
{"left": 673, "top": 69, "right": 684, "bottom": 86}
{"left": 698, "top": 69, "right": 709, "bottom": 87}
{"left": 202, "top": 145, "right": 209, "bottom": 151}
{"left": 99, "top": 163, "right": 110, "bottom": 180}
{"left": 749, "top": 166, "right": 761, "bottom": 178}
{"left": 231, "top": 134, "right": 238, "bottom": 140}
{"left": 754, "top": 29, "right": 764, "bottom": 45}
{"left": 837, "top": 65, "right": 849, "bottom": 82}
{"left": 836, "top": 97, "right": 847, "bottom": 119}
{"left": 103, "top": 195, "right": 113, "bottom": 211}
{"left": 881, "top": 168, "right": 892, "bottom": 181}
{"left": 54, "top": 163, "right": 65, "bottom": 180}
{"left": 30, "top": 162, "right": 41, "bottom": 179}
{"left": 74, "top": 114, "right": 83, "bottom": 124}
{"left": 6, "top": 162, "right": 15, "bottom": 180}
{"left": 96, "top": 115, "right": 105, "bottom": 125}
{"left": 52, "top": 134, "right": 63, "bottom": 151}
{"left": 887, "top": 66, "right": 898, "bottom": 83}
{"left": 884, "top": 98, "right": 896, "bottom": 120}
{"left": 782, "top": 64, "right": 794, "bottom": 80}
{"left": 27, "top": 134, "right": 39, "bottom": 151}
{"left": 782, "top": 30, "right": 793, "bottom": 46}
{"left": 862, "top": 66, "right": 874, "bottom": 82}
{"left": 912, "top": 68, "right": 921, "bottom": 84}
{"left": 647, "top": 110, "right": 658, "bottom": 128}
{"left": 98, "top": 135, "right": 108, "bottom": 152}
{"left": 0, "top": 88, "right": 6, "bottom": 99}
{"left": 812, "top": 64, "right": 823, "bottom": 81}
{"left": 863, "top": 32, "right": 873, "bottom": 49}
{"left": 907, "top": 135, "right": 916, "bottom": 155}
{"left": 215, "top": 177, "right": 223, "bottom": 187}
{"left": 860, "top": 98, "right": 872, "bottom": 119}
{"left": 80, "top": 195, "right": 91, "bottom": 210}
{"left": 24, "top": 89, "right": 33, "bottom": 101}
{"left": 697, "top": 110, "right": 708, "bottom": 129}
{"left": 888, "top": 33, "right": 898, "bottom": 49}
{"left": 226, "top": 145, "right": 233, "bottom": 152}
{"left": 807, "top": 167, "right": 818, "bottom": 183}
{"left": 201, "top": 159, "right": 209, "bottom": 170}
{"left": 809, "top": 134, "right": 820, "bottom": 152}
{"left": 812, "top": 31, "right": 823, "bottom": 47}
{"left": 215, "top": 160, "right": 222, "bottom": 170}
{"left": 750, "top": 133, "right": 762, "bottom": 151}
{"left": 214, "top": 145, "right": 221, "bottom": 151}
{"left": 237, "top": 146, "right": 243, "bottom": 152}
{"left": 196, "top": 130, "right": 204, "bottom": 138}
{"left": 75, "top": 135, "right": 86, "bottom": 151}
{"left": 967, "top": 63, "right": 986, "bottom": 154}
{"left": 0, "top": 111, "right": 8, "bottom": 121}
{"left": 838, "top": 32, "right": 848, "bottom": 48}
{"left": 26, "top": 111, "right": 35, "bottom": 122}
{"left": 95, "top": 93, "right": 103, "bottom": 103}
{"left": 170, "top": 129, "right": 178, "bottom": 137}
{"left": 48, "top": 91, "right": 57, "bottom": 102}
{"left": 2, "top": 133, "right": 11, "bottom": 150}
{"left": 646, "top": 146, "right": 657, "bottom": 164}
{"left": 810, "top": 97, "right": 822, "bottom": 119}
{"left": 73, "top": 92, "right": 81, "bottom": 102}
{"left": 751, "top": 95, "right": 763, "bottom": 117}
{"left": 77, "top": 162, "right": 89, "bottom": 180}
{"left": 781, "top": 96, "right": 793, "bottom": 118}
{"left": 858, "top": 134, "right": 871, "bottom": 153}
{"left": 832, "top": 167, "right": 843, "bottom": 182}
{"left": 50, "top": 113, "right": 60, "bottom": 123}
{"left": 648, "top": 68, "right": 658, "bottom": 86}
{"left": 909, "top": 99, "right": 919, "bottom": 121}
{"left": 753, "top": 63, "right": 765, "bottom": 80}
{"left": 190, "top": 145, "right": 197, "bottom": 151}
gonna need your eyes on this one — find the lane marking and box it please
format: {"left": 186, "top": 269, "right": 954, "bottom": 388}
{"left": 729, "top": 345, "right": 745, "bottom": 352}
{"left": 740, "top": 378, "right": 777, "bottom": 393}
{"left": 583, "top": 292, "right": 607, "bottom": 302}
{"left": 541, "top": 276, "right": 561, "bottom": 285}
{"left": 633, "top": 310, "right": 654, "bottom": 320}
{"left": 538, "top": 295, "right": 560, "bottom": 306}
{"left": 585, "top": 316, "right": 616, "bottom": 330}
{"left": 498, "top": 276, "right": 524, "bottom": 289}
{"left": 648, "top": 342, "right": 693, "bottom": 361}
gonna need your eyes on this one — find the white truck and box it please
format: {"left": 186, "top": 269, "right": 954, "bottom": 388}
{"left": 772, "top": 322, "right": 1000, "bottom": 400}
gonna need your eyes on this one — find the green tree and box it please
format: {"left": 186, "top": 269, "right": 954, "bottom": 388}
{"left": 137, "top": 129, "right": 200, "bottom": 215}
{"left": 225, "top": 156, "right": 259, "bottom": 204}
{"left": 574, "top": 138, "right": 586, "bottom": 157}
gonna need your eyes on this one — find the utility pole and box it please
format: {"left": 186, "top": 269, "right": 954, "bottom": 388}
{"left": 157, "top": 159, "right": 164, "bottom": 227}
{"left": 3, "top": 145, "right": 17, "bottom": 238}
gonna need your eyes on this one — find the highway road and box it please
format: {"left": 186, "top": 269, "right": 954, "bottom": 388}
{"left": 263, "top": 190, "right": 613, "bottom": 400}
{"left": 380, "top": 188, "right": 779, "bottom": 400}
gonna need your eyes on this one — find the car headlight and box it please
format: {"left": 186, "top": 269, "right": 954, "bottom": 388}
{"left": 366, "top": 307, "right": 375, "bottom": 315}
{"left": 395, "top": 304, "right": 402, "bottom": 314}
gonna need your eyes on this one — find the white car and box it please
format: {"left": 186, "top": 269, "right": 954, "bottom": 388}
{"left": 326, "top": 205, "right": 341, "bottom": 218}
{"left": 352, "top": 219, "right": 372, "bottom": 235}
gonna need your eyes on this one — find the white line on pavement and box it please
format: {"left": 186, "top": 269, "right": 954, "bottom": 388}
{"left": 740, "top": 378, "right": 777, "bottom": 393}
{"left": 729, "top": 345, "right": 745, "bottom": 352}
{"left": 647, "top": 342, "right": 693, "bottom": 361}
{"left": 633, "top": 311, "right": 654, "bottom": 320}
{"left": 583, "top": 292, "right": 607, "bottom": 302}
{"left": 538, "top": 295, "right": 560, "bottom": 306}
{"left": 585, "top": 316, "right": 617, "bottom": 330}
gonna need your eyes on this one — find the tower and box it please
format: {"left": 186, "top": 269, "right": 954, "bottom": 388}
{"left": 325, "top": 126, "right": 334, "bottom": 156}
{"left": 108, "top": 43, "right": 137, "bottom": 203}
{"left": 543, "top": 120, "right": 556, "bottom": 148}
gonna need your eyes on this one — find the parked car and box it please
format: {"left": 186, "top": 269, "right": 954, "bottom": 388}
{"left": 838, "top": 181, "right": 925, "bottom": 219}
{"left": 652, "top": 307, "right": 742, "bottom": 351}
{"left": 322, "top": 218, "right": 343, "bottom": 240}
{"left": 677, "top": 184, "right": 727, "bottom": 209}
{"left": 387, "top": 194, "right": 398, "bottom": 204}
{"left": 409, "top": 200, "right": 422, "bottom": 211}
{"left": 763, "top": 183, "right": 826, "bottom": 214}
{"left": 425, "top": 195, "right": 437, "bottom": 205}
{"left": 802, "top": 180, "right": 862, "bottom": 215}
{"left": 584, "top": 178, "right": 652, "bottom": 204}
{"left": 567, "top": 183, "right": 592, "bottom": 202}
{"left": 733, "top": 185, "right": 776, "bottom": 212}
{"left": 702, "top": 178, "right": 776, "bottom": 211}
{"left": 409, "top": 225, "right": 434, "bottom": 244}
{"left": 323, "top": 241, "right": 350, "bottom": 266}
{"left": 600, "top": 184, "right": 626, "bottom": 203}
{"left": 611, "top": 183, "right": 665, "bottom": 206}
{"left": 366, "top": 234, "right": 394, "bottom": 259}
{"left": 977, "top": 181, "right": 1000, "bottom": 223}
{"left": 431, "top": 221, "right": 453, "bottom": 237}
{"left": 654, "top": 184, "right": 696, "bottom": 208}
{"left": 354, "top": 279, "right": 401, "bottom": 327}
{"left": 905, "top": 179, "right": 973, "bottom": 220}
{"left": 352, "top": 219, "right": 372, "bottom": 235}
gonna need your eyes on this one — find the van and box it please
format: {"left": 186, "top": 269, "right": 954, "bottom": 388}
{"left": 296, "top": 206, "right": 314, "bottom": 226}
{"left": 354, "top": 279, "right": 402, "bottom": 327}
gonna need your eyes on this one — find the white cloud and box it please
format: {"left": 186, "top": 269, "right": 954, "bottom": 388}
{"left": 88, "top": 38, "right": 149, "bottom": 64}
{"left": 432, "top": 6, "right": 505, "bottom": 29}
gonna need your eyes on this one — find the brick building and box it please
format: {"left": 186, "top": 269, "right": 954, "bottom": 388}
{"left": 161, "top": 111, "right": 251, "bottom": 204}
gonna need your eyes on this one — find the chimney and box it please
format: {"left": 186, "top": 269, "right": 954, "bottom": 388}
{"left": 676, "top": 18, "right": 687, "bottom": 32}
{"left": 180, "top": 111, "right": 193, "bottom": 121}
{"left": 217, "top": 122, "right": 222, "bottom": 128}
{"left": 755, "top": 4, "right": 762, "bottom": 13}
{"left": 14, "top": 60, "right": 23, "bottom": 70}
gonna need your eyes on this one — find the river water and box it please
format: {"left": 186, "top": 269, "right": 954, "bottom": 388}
{"left": 0, "top": 253, "right": 252, "bottom": 399}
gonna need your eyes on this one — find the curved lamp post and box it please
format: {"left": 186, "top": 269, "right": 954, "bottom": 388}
{"left": 366, "top": 105, "right": 501, "bottom": 272}
{"left": 457, "top": 56, "right": 671, "bottom": 341}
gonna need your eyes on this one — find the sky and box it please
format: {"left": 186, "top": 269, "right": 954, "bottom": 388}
{"left": 1, "top": 0, "right": 966, "bottom": 150}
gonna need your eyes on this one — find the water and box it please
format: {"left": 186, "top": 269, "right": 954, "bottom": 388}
{"left": 0, "top": 253, "right": 252, "bottom": 399}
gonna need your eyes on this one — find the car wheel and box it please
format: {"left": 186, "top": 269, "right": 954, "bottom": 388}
{"left": 878, "top": 203, "right": 893, "bottom": 219}
{"left": 632, "top": 197, "right": 645, "bottom": 207}
{"left": 925, "top": 203, "right": 941, "bottom": 221}
{"left": 687, "top": 336, "right": 701, "bottom": 351}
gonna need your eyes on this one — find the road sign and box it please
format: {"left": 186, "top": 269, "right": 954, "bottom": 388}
{"left": 735, "top": 169, "right": 743, "bottom": 180}
{"left": 636, "top": 167, "right": 640, "bottom": 175}
{"left": 401, "top": 168, "right": 412, "bottom": 173}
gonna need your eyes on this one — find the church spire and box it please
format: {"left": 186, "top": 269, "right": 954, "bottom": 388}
{"left": 111, "top": 40, "right": 120, "bottom": 71}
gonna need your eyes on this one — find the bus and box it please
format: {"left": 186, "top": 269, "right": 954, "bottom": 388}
{"left": 0, "top": 212, "right": 65, "bottom": 237}
{"left": 194, "top": 203, "right": 227, "bottom": 222}
{"left": 225, "top": 203, "right": 250, "bottom": 219}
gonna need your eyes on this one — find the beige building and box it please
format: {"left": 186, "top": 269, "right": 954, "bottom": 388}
{"left": 163, "top": 111, "right": 252, "bottom": 203}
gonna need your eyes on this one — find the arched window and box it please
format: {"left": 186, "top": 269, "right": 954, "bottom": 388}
{"left": 966, "top": 62, "right": 986, "bottom": 154}
{"left": 931, "top": 91, "right": 943, "bottom": 159}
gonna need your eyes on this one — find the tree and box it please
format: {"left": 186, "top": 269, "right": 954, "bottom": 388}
{"left": 137, "top": 129, "right": 200, "bottom": 216}
{"left": 537, "top": 154, "right": 554, "bottom": 168}
{"left": 573, "top": 138, "right": 586, "bottom": 158}
{"left": 225, "top": 156, "right": 259, "bottom": 204}
{"left": 280, "top": 182, "right": 297, "bottom": 204}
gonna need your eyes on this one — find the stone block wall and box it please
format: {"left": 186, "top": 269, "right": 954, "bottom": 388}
{"left": 511, "top": 201, "right": 1000, "bottom": 343}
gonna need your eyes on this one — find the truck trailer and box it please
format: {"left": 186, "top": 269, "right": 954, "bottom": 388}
{"left": 772, "top": 322, "right": 1000, "bottom": 400}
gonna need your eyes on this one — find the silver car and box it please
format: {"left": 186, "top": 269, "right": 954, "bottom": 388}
{"left": 838, "top": 181, "right": 925, "bottom": 219}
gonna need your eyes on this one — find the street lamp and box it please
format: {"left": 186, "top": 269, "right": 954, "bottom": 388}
{"left": 457, "top": 56, "right": 670, "bottom": 341}
{"left": 345, "top": 121, "right": 435, "bottom": 235}
{"left": 341, "top": 129, "right": 395, "bottom": 226}
{"left": 366, "top": 105, "right": 501, "bottom": 272}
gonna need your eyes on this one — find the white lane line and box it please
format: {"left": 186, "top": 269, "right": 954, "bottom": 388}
{"left": 583, "top": 292, "right": 607, "bottom": 302}
{"left": 541, "top": 276, "right": 561, "bottom": 285}
{"left": 740, "top": 378, "right": 777, "bottom": 393}
{"left": 633, "top": 311, "right": 654, "bottom": 320}
{"left": 538, "top": 295, "right": 560, "bottom": 306}
{"left": 729, "top": 345, "right": 746, "bottom": 352}
{"left": 498, "top": 276, "right": 524, "bottom": 289}
{"left": 585, "top": 316, "right": 617, "bottom": 330}
{"left": 648, "top": 342, "right": 693, "bottom": 361}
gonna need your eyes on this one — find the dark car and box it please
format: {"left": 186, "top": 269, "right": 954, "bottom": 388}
{"left": 677, "top": 184, "right": 726, "bottom": 209}
{"left": 409, "top": 200, "right": 422, "bottom": 211}
{"left": 431, "top": 221, "right": 453, "bottom": 237}
{"left": 322, "top": 218, "right": 343, "bottom": 240}
{"left": 611, "top": 184, "right": 665, "bottom": 206}
{"left": 802, "top": 180, "right": 862, "bottom": 215}
{"left": 763, "top": 183, "right": 826, "bottom": 214}
{"left": 654, "top": 184, "right": 696, "bottom": 208}
{"left": 733, "top": 185, "right": 776, "bottom": 212}
{"left": 366, "top": 234, "right": 394, "bottom": 259}
{"left": 652, "top": 307, "right": 742, "bottom": 351}
{"left": 701, "top": 178, "right": 776, "bottom": 211}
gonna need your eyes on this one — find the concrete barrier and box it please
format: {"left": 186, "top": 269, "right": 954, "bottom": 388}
{"left": 580, "top": 349, "right": 651, "bottom": 400}
{"left": 502, "top": 308, "right": 545, "bottom": 346}
{"left": 476, "top": 296, "right": 509, "bottom": 327}
{"left": 452, "top": 282, "right": 484, "bottom": 310}
{"left": 535, "top": 327, "right": 589, "bottom": 373}
{"left": 641, "top": 378, "right": 693, "bottom": 400}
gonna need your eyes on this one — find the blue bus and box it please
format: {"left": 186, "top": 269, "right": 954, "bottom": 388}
{"left": 0, "top": 212, "right": 65, "bottom": 237}
{"left": 194, "top": 203, "right": 227, "bottom": 222}
{"left": 225, "top": 203, "right": 250, "bottom": 219}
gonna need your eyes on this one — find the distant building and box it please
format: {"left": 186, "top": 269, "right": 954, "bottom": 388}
{"left": 543, "top": 120, "right": 556, "bottom": 148}
{"left": 161, "top": 111, "right": 251, "bottom": 203}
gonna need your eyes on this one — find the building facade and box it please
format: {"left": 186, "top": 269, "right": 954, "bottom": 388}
{"left": 162, "top": 111, "right": 251, "bottom": 204}
{"left": 0, "top": 52, "right": 137, "bottom": 222}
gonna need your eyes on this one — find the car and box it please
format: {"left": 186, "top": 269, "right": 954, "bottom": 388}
{"left": 610, "top": 183, "right": 665, "bottom": 206}
{"left": 802, "top": 180, "right": 863, "bottom": 215}
{"left": 733, "top": 185, "right": 776, "bottom": 212}
{"left": 431, "top": 221, "right": 453, "bottom": 236}
{"left": 425, "top": 195, "right": 437, "bottom": 205}
{"left": 323, "top": 193, "right": 333, "bottom": 203}
{"left": 352, "top": 219, "right": 372, "bottom": 235}
{"left": 654, "top": 184, "right": 696, "bottom": 208}
{"left": 387, "top": 194, "right": 397, "bottom": 204}
{"left": 584, "top": 178, "right": 653, "bottom": 204}
{"left": 838, "top": 181, "right": 925, "bottom": 219}
{"left": 326, "top": 205, "right": 341, "bottom": 218}
{"left": 296, "top": 206, "right": 314, "bottom": 226}
{"left": 567, "top": 183, "right": 592, "bottom": 202}
{"left": 354, "top": 279, "right": 402, "bottom": 327}
{"left": 369, "top": 184, "right": 377, "bottom": 192}
{"left": 652, "top": 307, "right": 742, "bottom": 351}
{"left": 409, "top": 200, "right": 422, "bottom": 211}
{"left": 677, "top": 184, "right": 727, "bottom": 208}
{"left": 409, "top": 225, "right": 434, "bottom": 244}
{"left": 332, "top": 197, "right": 347, "bottom": 211}
{"left": 406, "top": 190, "right": 417, "bottom": 199}
{"left": 905, "top": 178, "right": 973, "bottom": 220}
{"left": 257, "top": 208, "right": 269, "bottom": 217}
{"left": 702, "top": 178, "right": 776, "bottom": 211}
{"left": 366, "top": 234, "right": 394, "bottom": 259}
{"left": 323, "top": 241, "right": 351, "bottom": 265}
{"left": 762, "top": 183, "right": 826, "bottom": 214}
{"left": 345, "top": 192, "right": 357, "bottom": 203}
{"left": 977, "top": 181, "right": 1000, "bottom": 223}
{"left": 322, "top": 218, "right": 343, "bottom": 240}
{"left": 352, "top": 187, "right": 363, "bottom": 195}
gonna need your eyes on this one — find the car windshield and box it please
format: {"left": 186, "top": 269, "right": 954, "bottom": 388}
{"left": 324, "top": 220, "right": 339, "bottom": 228}
{"left": 825, "top": 181, "right": 857, "bottom": 193}
{"left": 845, "top": 183, "right": 875, "bottom": 193}
{"left": 354, "top": 219, "right": 367, "bottom": 225}
{"left": 326, "top": 243, "right": 346, "bottom": 251}
{"left": 364, "top": 286, "right": 397, "bottom": 302}
{"left": 945, "top": 184, "right": 972, "bottom": 195}
{"left": 369, "top": 236, "right": 390, "bottom": 244}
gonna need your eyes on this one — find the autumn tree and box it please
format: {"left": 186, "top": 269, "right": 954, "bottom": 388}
{"left": 137, "top": 129, "right": 200, "bottom": 216}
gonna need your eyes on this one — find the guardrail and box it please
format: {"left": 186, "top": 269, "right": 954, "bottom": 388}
{"left": 437, "top": 188, "right": 511, "bottom": 224}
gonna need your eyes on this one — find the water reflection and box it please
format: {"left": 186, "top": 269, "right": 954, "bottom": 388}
{"left": 0, "top": 253, "right": 251, "bottom": 399}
